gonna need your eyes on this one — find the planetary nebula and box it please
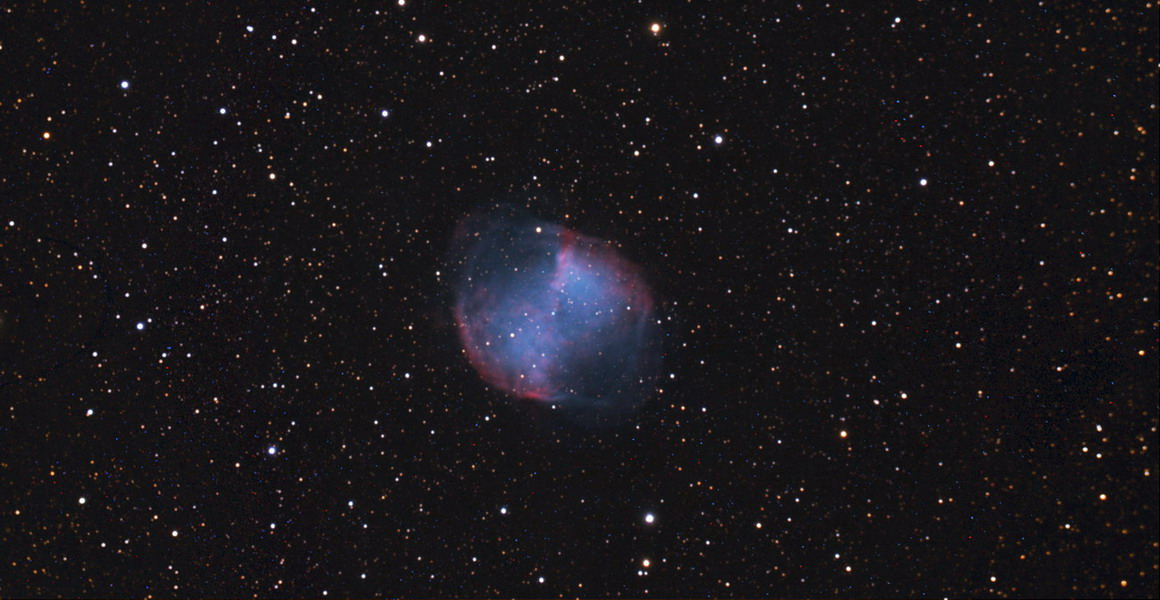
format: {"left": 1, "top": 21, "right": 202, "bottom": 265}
{"left": 453, "top": 212, "right": 661, "bottom": 416}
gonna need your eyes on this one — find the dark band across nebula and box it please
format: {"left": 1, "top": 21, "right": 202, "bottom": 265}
{"left": 452, "top": 212, "right": 662, "bottom": 418}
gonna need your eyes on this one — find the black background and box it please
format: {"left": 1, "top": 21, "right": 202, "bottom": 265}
{"left": 1, "top": 2, "right": 1156, "bottom": 598}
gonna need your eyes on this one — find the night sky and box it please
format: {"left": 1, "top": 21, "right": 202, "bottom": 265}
{"left": 1, "top": 2, "right": 1157, "bottom": 598}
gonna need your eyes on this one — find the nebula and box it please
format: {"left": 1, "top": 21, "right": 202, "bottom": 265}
{"left": 452, "top": 211, "right": 661, "bottom": 418}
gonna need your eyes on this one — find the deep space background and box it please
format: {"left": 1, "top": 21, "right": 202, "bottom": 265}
{"left": 1, "top": 1, "right": 1157, "bottom": 598}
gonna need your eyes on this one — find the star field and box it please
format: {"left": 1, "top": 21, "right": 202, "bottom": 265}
{"left": 1, "top": 2, "right": 1156, "bottom": 598}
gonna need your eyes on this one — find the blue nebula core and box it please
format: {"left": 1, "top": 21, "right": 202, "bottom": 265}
{"left": 453, "top": 213, "right": 661, "bottom": 416}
